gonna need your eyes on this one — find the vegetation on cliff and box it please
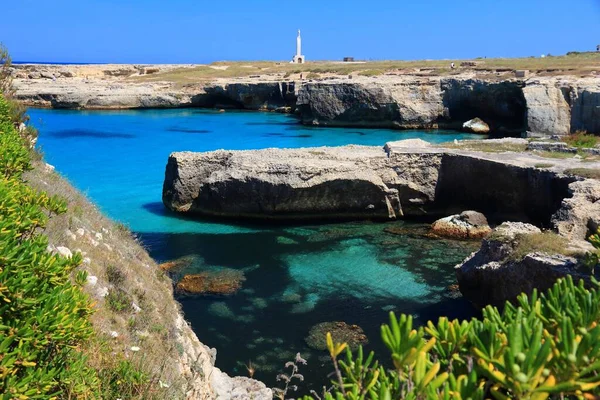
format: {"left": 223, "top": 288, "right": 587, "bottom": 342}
{"left": 0, "top": 94, "right": 97, "bottom": 398}
{"left": 0, "top": 47, "right": 208, "bottom": 398}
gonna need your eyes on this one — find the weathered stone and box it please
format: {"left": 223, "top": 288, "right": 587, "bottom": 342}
{"left": 523, "top": 83, "right": 571, "bottom": 136}
{"left": 526, "top": 141, "right": 577, "bottom": 153}
{"left": 163, "top": 146, "right": 403, "bottom": 220}
{"left": 164, "top": 140, "right": 593, "bottom": 225}
{"left": 552, "top": 179, "right": 600, "bottom": 240}
{"left": 455, "top": 222, "right": 586, "bottom": 307}
{"left": 305, "top": 321, "right": 368, "bottom": 351}
{"left": 431, "top": 211, "right": 492, "bottom": 239}
{"left": 56, "top": 246, "right": 73, "bottom": 258}
{"left": 462, "top": 118, "right": 490, "bottom": 134}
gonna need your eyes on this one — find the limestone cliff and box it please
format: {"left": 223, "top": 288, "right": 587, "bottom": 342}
{"left": 162, "top": 139, "right": 599, "bottom": 229}
{"left": 12, "top": 64, "right": 600, "bottom": 135}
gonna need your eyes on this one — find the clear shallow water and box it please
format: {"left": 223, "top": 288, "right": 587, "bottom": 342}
{"left": 30, "top": 108, "right": 482, "bottom": 391}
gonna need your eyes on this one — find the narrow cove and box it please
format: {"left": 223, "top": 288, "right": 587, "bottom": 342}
{"left": 30, "top": 107, "right": 483, "bottom": 391}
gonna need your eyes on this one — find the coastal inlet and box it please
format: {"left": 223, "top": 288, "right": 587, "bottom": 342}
{"left": 31, "top": 107, "right": 483, "bottom": 390}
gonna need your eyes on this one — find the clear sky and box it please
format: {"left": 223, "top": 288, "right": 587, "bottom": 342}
{"left": 1, "top": 0, "right": 599, "bottom": 63}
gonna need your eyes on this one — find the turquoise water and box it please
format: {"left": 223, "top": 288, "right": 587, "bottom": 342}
{"left": 30, "top": 108, "right": 482, "bottom": 391}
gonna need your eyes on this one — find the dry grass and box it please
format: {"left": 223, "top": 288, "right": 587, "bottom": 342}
{"left": 511, "top": 232, "right": 571, "bottom": 261}
{"left": 564, "top": 168, "right": 600, "bottom": 180}
{"left": 439, "top": 141, "right": 528, "bottom": 153}
{"left": 130, "top": 52, "right": 600, "bottom": 84}
{"left": 24, "top": 160, "right": 202, "bottom": 399}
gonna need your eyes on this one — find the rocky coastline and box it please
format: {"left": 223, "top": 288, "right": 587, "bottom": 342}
{"left": 11, "top": 64, "right": 600, "bottom": 136}
{"left": 162, "top": 138, "right": 600, "bottom": 307}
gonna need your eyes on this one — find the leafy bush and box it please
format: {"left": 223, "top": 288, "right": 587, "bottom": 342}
{"left": 0, "top": 94, "right": 98, "bottom": 397}
{"left": 308, "top": 231, "right": 600, "bottom": 400}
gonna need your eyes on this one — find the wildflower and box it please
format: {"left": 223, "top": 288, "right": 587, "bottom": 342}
{"left": 130, "top": 346, "right": 140, "bottom": 352}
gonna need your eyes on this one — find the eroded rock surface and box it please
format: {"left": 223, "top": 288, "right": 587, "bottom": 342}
{"left": 431, "top": 211, "right": 492, "bottom": 239}
{"left": 163, "top": 146, "right": 404, "bottom": 220}
{"left": 455, "top": 222, "right": 586, "bottom": 308}
{"left": 163, "top": 140, "right": 599, "bottom": 225}
{"left": 12, "top": 64, "right": 600, "bottom": 134}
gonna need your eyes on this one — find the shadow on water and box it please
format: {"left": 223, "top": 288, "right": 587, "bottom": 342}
{"left": 165, "top": 127, "right": 213, "bottom": 134}
{"left": 245, "top": 121, "right": 300, "bottom": 126}
{"left": 48, "top": 129, "right": 135, "bottom": 139}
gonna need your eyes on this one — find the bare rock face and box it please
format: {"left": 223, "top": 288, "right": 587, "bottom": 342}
{"left": 162, "top": 146, "right": 405, "bottom": 220}
{"left": 199, "top": 82, "right": 296, "bottom": 111}
{"left": 455, "top": 222, "right": 585, "bottom": 308}
{"left": 462, "top": 118, "right": 490, "bottom": 134}
{"left": 523, "top": 83, "right": 571, "bottom": 136}
{"left": 571, "top": 86, "right": 600, "bottom": 134}
{"left": 431, "top": 211, "right": 492, "bottom": 239}
{"left": 552, "top": 179, "right": 600, "bottom": 241}
{"left": 296, "top": 77, "right": 526, "bottom": 132}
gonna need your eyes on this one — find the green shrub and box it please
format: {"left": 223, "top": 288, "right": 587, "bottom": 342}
{"left": 0, "top": 94, "right": 97, "bottom": 398}
{"left": 106, "top": 288, "right": 133, "bottom": 313}
{"left": 307, "top": 236, "right": 600, "bottom": 399}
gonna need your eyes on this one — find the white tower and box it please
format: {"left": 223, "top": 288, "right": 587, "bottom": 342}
{"left": 292, "top": 29, "right": 305, "bottom": 64}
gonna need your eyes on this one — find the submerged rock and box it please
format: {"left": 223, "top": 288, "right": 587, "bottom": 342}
{"left": 305, "top": 322, "right": 368, "bottom": 351}
{"left": 431, "top": 211, "right": 491, "bottom": 239}
{"left": 462, "top": 118, "right": 490, "bottom": 134}
{"left": 159, "top": 255, "right": 195, "bottom": 272}
{"left": 455, "top": 222, "right": 587, "bottom": 308}
{"left": 175, "top": 269, "right": 245, "bottom": 296}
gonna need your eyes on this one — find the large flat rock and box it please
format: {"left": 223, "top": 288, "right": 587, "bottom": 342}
{"left": 162, "top": 140, "right": 600, "bottom": 233}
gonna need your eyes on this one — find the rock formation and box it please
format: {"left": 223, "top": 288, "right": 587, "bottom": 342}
{"left": 164, "top": 140, "right": 592, "bottom": 226}
{"left": 462, "top": 118, "right": 490, "bottom": 134}
{"left": 11, "top": 64, "right": 600, "bottom": 134}
{"left": 162, "top": 146, "right": 403, "bottom": 220}
{"left": 431, "top": 211, "right": 492, "bottom": 239}
{"left": 455, "top": 222, "right": 587, "bottom": 308}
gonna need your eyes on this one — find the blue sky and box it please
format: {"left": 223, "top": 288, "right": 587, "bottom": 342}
{"left": 1, "top": 0, "right": 599, "bottom": 63}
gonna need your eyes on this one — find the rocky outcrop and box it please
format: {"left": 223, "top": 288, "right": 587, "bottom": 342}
{"left": 571, "top": 85, "right": 600, "bottom": 134}
{"left": 462, "top": 118, "right": 490, "bottom": 133}
{"left": 296, "top": 79, "right": 444, "bottom": 129}
{"left": 455, "top": 222, "right": 588, "bottom": 308}
{"left": 162, "top": 146, "right": 403, "bottom": 220}
{"left": 552, "top": 179, "right": 600, "bottom": 241}
{"left": 523, "top": 82, "right": 571, "bottom": 136}
{"left": 431, "top": 211, "right": 492, "bottom": 239}
{"left": 162, "top": 139, "right": 600, "bottom": 226}
{"left": 197, "top": 82, "right": 296, "bottom": 111}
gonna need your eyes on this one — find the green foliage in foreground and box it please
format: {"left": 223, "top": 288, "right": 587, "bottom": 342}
{"left": 312, "top": 272, "right": 600, "bottom": 400}
{"left": 0, "top": 94, "right": 97, "bottom": 398}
